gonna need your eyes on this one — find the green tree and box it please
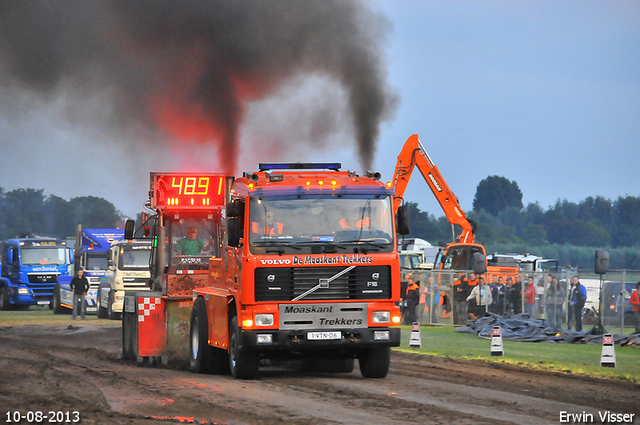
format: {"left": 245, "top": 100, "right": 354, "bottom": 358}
{"left": 523, "top": 224, "right": 548, "bottom": 245}
{"left": 68, "top": 196, "right": 121, "bottom": 229}
{"left": 1, "top": 188, "right": 46, "bottom": 238}
{"left": 399, "top": 202, "right": 449, "bottom": 243}
{"left": 44, "top": 195, "right": 74, "bottom": 238}
{"left": 473, "top": 176, "right": 523, "bottom": 216}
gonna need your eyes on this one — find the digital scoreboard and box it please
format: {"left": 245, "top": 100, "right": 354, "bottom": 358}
{"left": 150, "top": 173, "right": 227, "bottom": 209}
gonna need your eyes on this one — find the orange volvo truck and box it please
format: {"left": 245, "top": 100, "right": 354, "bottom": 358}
{"left": 392, "top": 134, "right": 518, "bottom": 281}
{"left": 122, "top": 165, "right": 403, "bottom": 379}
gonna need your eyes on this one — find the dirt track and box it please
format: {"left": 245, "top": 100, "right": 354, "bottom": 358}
{"left": 1, "top": 322, "right": 639, "bottom": 425}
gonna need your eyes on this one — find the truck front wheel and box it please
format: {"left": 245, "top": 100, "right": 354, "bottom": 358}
{"left": 358, "top": 347, "right": 391, "bottom": 379}
{"left": 0, "top": 286, "right": 11, "bottom": 311}
{"left": 52, "top": 284, "right": 64, "bottom": 314}
{"left": 96, "top": 288, "right": 108, "bottom": 319}
{"left": 189, "top": 297, "right": 214, "bottom": 374}
{"left": 107, "top": 290, "right": 121, "bottom": 320}
{"left": 228, "top": 316, "right": 259, "bottom": 379}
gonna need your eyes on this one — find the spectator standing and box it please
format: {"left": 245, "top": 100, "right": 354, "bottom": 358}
{"left": 489, "top": 275, "right": 498, "bottom": 291}
{"left": 417, "top": 274, "right": 427, "bottom": 324}
{"left": 537, "top": 278, "right": 546, "bottom": 316}
{"left": 452, "top": 271, "right": 469, "bottom": 325}
{"left": 428, "top": 277, "right": 440, "bottom": 323}
{"left": 466, "top": 272, "right": 479, "bottom": 321}
{"left": 69, "top": 268, "right": 89, "bottom": 320}
{"left": 630, "top": 282, "right": 640, "bottom": 333}
{"left": 511, "top": 274, "right": 523, "bottom": 315}
{"left": 569, "top": 276, "right": 587, "bottom": 331}
{"left": 505, "top": 276, "right": 514, "bottom": 314}
{"left": 467, "top": 276, "right": 492, "bottom": 319}
{"left": 406, "top": 274, "right": 420, "bottom": 324}
{"left": 524, "top": 276, "right": 536, "bottom": 317}
{"left": 491, "top": 276, "right": 506, "bottom": 315}
{"left": 545, "top": 275, "right": 563, "bottom": 327}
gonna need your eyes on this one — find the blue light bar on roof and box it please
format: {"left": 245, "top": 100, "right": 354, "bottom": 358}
{"left": 258, "top": 163, "right": 341, "bottom": 171}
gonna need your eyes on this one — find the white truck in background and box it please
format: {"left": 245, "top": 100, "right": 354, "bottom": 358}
{"left": 398, "top": 237, "right": 439, "bottom": 270}
{"left": 97, "top": 239, "right": 152, "bottom": 320}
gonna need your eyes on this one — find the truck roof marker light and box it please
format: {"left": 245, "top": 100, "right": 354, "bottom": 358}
{"left": 386, "top": 181, "right": 392, "bottom": 188}
{"left": 259, "top": 162, "right": 341, "bottom": 171}
{"left": 318, "top": 180, "right": 324, "bottom": 186}
{"left": 190, "top": 198, "right": 195, "bottom": 206}
{"left": 248, "top": 183, "right": 254, "bottom": 190}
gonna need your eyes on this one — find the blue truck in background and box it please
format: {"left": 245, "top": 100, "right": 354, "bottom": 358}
{"left": 0, "top": 237, "right": 73, "bottom": 310}
{"left": 53, "top": 228, "right": 124, "bottom": 315}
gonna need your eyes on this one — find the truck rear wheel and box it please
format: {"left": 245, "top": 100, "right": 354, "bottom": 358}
{"left": 229, "top": 316, "right": 259, "bottom": 379}
{"left": 122, "top": 311, "right": 136, "bottom": 360}
{"left": 358, "top": 347, "right": 391, "bottom": 379}
{"left": 96, "top": 288, "right": 108, "bottom": 319}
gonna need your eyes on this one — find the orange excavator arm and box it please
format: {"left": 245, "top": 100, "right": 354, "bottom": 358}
{"left": 392, "top": 134, "right": 475, "bottom": 244}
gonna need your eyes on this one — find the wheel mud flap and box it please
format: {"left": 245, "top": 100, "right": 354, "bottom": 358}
{"left": 130, "top": 293, "right": 167, "bottom": 357}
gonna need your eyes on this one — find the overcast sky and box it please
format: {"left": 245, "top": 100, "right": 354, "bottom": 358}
{"left": 0, "top": 1, "right": 638, "bottom": 220}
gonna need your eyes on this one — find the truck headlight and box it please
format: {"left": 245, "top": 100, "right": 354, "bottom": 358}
{"left": 374, "top": 330, "right": 390, "bottom": 341}
{"left": 255, "top": 314, "right": 274, "bottom": 326}
{"left": 372, "top": 311, "right": 391, "bottom": 323}
{"left": 257, "top": 334, "right": 273, "bottom": 344}
{"left": 18, "top": 288, "right": 30, "bottom": 295}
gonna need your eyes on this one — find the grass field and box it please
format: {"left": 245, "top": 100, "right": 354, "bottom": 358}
{"left": 1, "top": 308, "right": 638, "bottom": 382}
{"left": 397, "top": 325, "right": 640, "bottom": 383}
{"left": 0, "top": 306, "right": 119, "bottom": 327}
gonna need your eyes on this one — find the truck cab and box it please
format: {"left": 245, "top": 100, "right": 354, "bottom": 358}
{"left": 97, "top": 238, "right": 153, "bottom": 319}
{"left": 122, "top": 167, "right": 402, "bottom": 380}
{"left": 0, "top": 237, "right": 72, "bottom": 310}
{"left": 54, "top": 229, "right": 124, "bottom": 315}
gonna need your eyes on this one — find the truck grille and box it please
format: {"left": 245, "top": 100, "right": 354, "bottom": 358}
{"left": 28, "top": 274, "right": 58, "bottom": 284}
{"left": 255, "top": 266, "right": 391, "bottom": 302}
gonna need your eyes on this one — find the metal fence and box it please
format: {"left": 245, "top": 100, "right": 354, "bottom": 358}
{"left": 401, "top": 268, "right": 640, "bottom": 332}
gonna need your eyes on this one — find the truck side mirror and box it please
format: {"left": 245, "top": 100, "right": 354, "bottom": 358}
{"left": 106, "top": 249, "right": 113, "bottom": 268}
{"left": 69, "top": 248, "right": 74, "bottom": 264}
{"left": 473, "top": 252, "right": 487, "bottom": 275}
{"left": 227, "top": 200, "right": 245, "bottom": 218}
{"left": 396, "top": 205, "right": 410, "bottom": 235}
{"left": 6, "top": 249, "right": 13, "bottom": 265}
{"left": 228, "top": 218, "right": 242, "bottom": 247}
{"left": 124, "top": 219, "right": 135, "bottom": 240}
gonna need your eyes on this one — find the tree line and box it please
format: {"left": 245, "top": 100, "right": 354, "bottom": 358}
{"left": 1, "top": 180, "right": 638, "bottom": 269}
{"left": 403, "top": 176, "right": 640, "bottom": 270}
{"left": 0, "top": 187, "right": 121, "bottom": 240}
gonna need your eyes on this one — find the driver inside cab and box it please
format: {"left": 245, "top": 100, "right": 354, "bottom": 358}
{"left": 176, "top": 227, "right": 212, "bottom": 256}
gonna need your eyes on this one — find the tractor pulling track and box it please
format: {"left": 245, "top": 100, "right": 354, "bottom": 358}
{"left": 1, "top": 323, "right": 638, "bottom": 425}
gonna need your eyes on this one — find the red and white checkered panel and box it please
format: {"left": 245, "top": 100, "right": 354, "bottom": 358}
{"left": 138, "top": 297, "right": 162, "bottom": 322}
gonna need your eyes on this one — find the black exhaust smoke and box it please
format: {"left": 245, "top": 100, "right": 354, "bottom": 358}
{"left": 0, "top": 0, "right": 396, "bottom": 173}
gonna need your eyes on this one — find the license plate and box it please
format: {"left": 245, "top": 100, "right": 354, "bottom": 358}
{"left": 307, "top": 331, "right": 341, "bottom": 340}
{"left": 37, "top": 301, "right": 50, "bottom": 305}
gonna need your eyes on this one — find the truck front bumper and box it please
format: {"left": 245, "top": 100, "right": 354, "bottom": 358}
{"left": 241, "top": 327, "right": 400, "bottom": 353}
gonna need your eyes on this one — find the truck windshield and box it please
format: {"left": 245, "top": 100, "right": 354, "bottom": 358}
{"left": 20, "top": 247, "right": 67, "bottom": 265}
{"left": 86, "top": 253, "right": 108, "bottom": 270}
{"left": 119, "top": 246, "right": 151, "bottom": 270}
{"left": 248, "top": 194, "right": 394, "bottom": 253}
